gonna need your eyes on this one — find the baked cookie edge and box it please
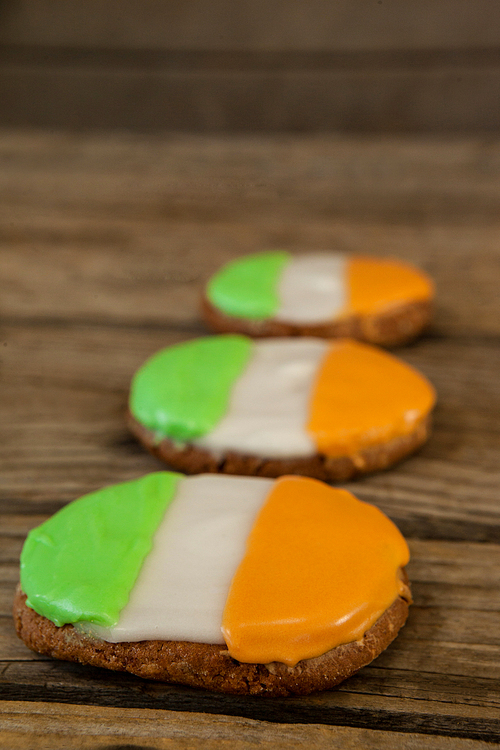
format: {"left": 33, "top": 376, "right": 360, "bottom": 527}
{"left": 201, "top": 294, "right": 433, "bottom": 347}
{"left": 127, "top": 411, "right": 432, "bottom": 482}
{"left": 13, "top": 582, "right": 411, "bottom": 697}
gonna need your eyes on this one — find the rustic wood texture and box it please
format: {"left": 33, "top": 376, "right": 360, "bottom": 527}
{"left": 2, "top": 1, "right": 500, "bottom": 131}
{"left": 2, "top": 46, "right": 500, "bottom": 133}
{"left": 2, "top": 47, "right": 500, "bottom": 133}
{"left": 1, "top": 701, "right": 495, "bottom": 750}
{"left": 1, "top": 130, "right": 500, "bottom": 745}
{"left": 3, "top": 0, "right": 500, "bottom": 51}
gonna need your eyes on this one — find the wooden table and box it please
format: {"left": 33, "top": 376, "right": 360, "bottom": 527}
{"left": 1, "top": 130, "right": 499, "bottom": 748}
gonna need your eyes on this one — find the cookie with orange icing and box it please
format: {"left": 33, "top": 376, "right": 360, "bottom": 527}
{"left": 15, "top": 472, "right": 412, "bottom": 696}
{"left": 128, "top": 334, "right": 435, "bottom": 481}
{"left": 202, "top": 251, "right": 434, "bottom": 346}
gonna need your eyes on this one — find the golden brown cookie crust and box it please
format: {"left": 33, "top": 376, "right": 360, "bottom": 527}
{"left": 127, "top": 411, "right": 431, "bottom": 482}
{"left": 14, "top": 580, "right": 411, "bottom": 697}
{"left": 201, "top": 294, "right": 433, "bottom": 347}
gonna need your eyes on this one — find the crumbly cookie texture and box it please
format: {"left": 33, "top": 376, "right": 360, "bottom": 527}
{"left": 14, "top": 582, "right": 411, "bottom": 697}
{"left": 127, "top": 411, "right": 431, "bottom": 482}
{"left": 201, "top": 295, "right": 433, "bottom": 347}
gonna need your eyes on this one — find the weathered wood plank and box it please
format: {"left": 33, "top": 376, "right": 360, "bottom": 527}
{"left": 2, "top": 0, "right": 500, "bottom": 51}
{"left": 3, "top": 58, "right": 500, "bottom": 133}
{"left": 1, "top": 659, "right": 499, "bottom": 741}
{"left": 3, "top": 131, "right": 500, "bottom": 225}
{"left": 4, "top": 1, "right": 500, "bottom": 134}
{"left": 1, "top": 132, "right": 500, "bottom": 332}
{"left": 0, "top": 620, "right": 44, "bottom": 661}
{"left": 2, "top": 130, "right": 500, "bottom": 215}
{"left": 0, "top": 579, "right": 18, "bottom": 615}
{"left": 0, "top": 700, "right": 494, "bottom": 750}
{"left": 1, "top": 516, "right": 48, "bottom": 537}
{"left": 0, "top": 539, "right": 23, "bottom": 564}
{"left": 0, "top": 565, "right": 21, "bottom": 585}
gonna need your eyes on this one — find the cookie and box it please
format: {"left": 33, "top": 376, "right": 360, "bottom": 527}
{"left": 128, "top": 335, "right": 435, "bottom": 481}
{"left": 15, "top": 472, "right": 412, "bottom": 696}
{"left": 202, "top": 251, "right": 434, "bottom": 346}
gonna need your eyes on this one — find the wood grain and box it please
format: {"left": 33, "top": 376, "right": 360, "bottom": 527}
{"left": 3, "top": 0, "right": 500, "bottom": 51}
{"left": 1, "top": 130, "right": 500, "bottom": 745}
{"left": 3, "top": 1, "right": 500, "bottom": 132}
{"left": 1, "top": 132, "right": 500, "bottom": 332}
{"left": 3, "top": 51, "right": 500, "bottom": 133}
{"left": 1, "top": 701, "right": 495, "bottom": 750}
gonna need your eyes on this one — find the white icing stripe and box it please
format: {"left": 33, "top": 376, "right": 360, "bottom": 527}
{"left": 275, "top": 252, "right": 347, "bottom": 324}
{"left": 194, "top": 338, "right": 327, "bottom": 458}
{"left": 82, "top": 474, "right": 274, "bottom": 644}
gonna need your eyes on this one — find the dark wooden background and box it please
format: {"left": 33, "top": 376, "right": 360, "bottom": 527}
{"left": 1, "top": 0, "right": 500, "bottom": 131}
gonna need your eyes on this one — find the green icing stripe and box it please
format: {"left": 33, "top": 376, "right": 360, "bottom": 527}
{"left": 20, "top": 472, "right": 182, "bottom": 627}
{"left": 129, "top": 334, "right": 253, "bottom": 441}
{"left": 207, "top": 251, "right": 291, "bottom": 319}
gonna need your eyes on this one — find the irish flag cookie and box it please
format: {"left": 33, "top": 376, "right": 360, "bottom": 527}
{"left": 202, "top": 251, "right": 434, "bottom": 346}
{"left": 15, "top": 472, "right": 412, "bottom": 696}
{"left": 127, "top": 335, "right": 436, "bottom": 481}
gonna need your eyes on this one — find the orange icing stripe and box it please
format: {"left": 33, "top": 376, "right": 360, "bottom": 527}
{"left": 347, "top": 256, "right": 433, "bottom": 316}
{"left": 222, "top": 476, "right": 409, "bottom": 666}
{"left": 307, "top": 339, "right": 435, "bottom": 458}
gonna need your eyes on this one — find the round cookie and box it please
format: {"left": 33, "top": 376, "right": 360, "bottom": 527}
{"left": 15, "top": 472, "right": 412, "bottom": 696}
{"left": 128, "top": 335, "right": 436, "bottom": 481}
{"left": 202, "top": 251, "right": 434, "bottom": 346}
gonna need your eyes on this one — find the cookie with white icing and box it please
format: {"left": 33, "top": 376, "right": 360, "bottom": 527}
{"left": 15, "top": 472, "right": 412, "bottom": 696}
{"left": 202, "top": 251, "right": 434, "bottom": 346}
{"left": 127, "top": 335, "right": 436, "bottom": 481}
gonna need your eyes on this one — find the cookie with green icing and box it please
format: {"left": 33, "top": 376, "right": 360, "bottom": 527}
{"left": 15, "top": 472, "right": 412, "bottom": 696}
{"left": 128, "top": 334, "right": 436, "bottom": 482}
{"left": 202, "top": 250, "right": 434, "bottom": 346}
